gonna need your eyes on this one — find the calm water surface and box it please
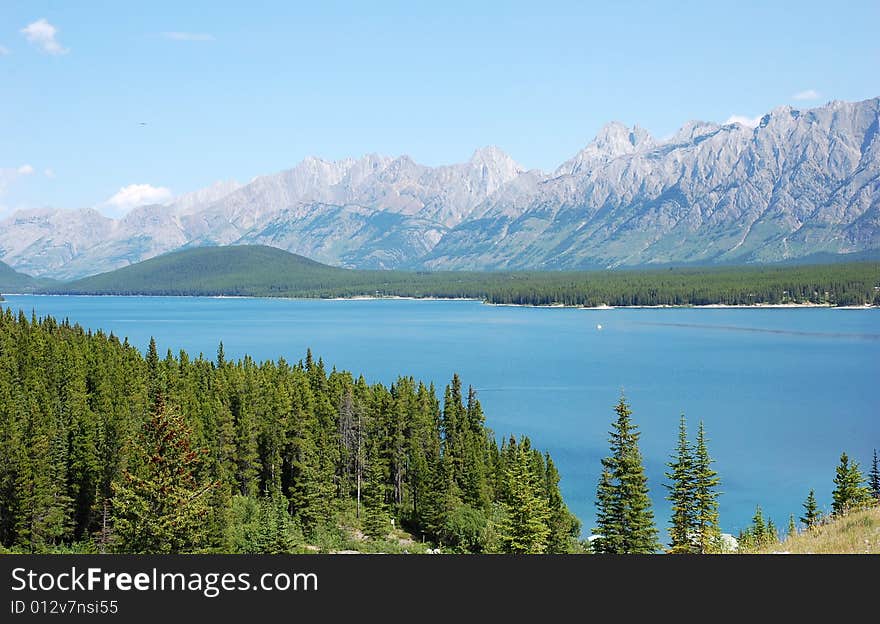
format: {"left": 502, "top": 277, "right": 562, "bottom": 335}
{"left": 5, "top": 295, "right": 879, "bottom": 537}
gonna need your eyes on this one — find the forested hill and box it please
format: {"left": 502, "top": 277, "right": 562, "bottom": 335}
{"left": 44, "top": 245, "right": 349, "bottom": 296}
{"left": 0, "top": 309, "right": 580, "bottom": 554}
{"left": 0, "top": 259, "right": 51, "bottom": 293}
{"left": 43, "top": 245, "right": 880, "bottom": 307}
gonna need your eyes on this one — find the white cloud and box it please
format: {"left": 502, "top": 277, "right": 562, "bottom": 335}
{"left": 44, "top": 168, "right": 55, "bottom": 179}
{"left": 724, "top": 114, "right": 762, "bottom": 128}
{"left": 0, "top": 164, "right": 37, "bottom": 218}
{"left": 0, "top": 164, "right": 36, "bottom": 193}
{"left": 161, "top": 32, "right": 214, "bottom": 42}
{"left": 792, "top": 89, "right": 820, "bottom": 101}
{"left": 0, "top": 45, "right": 9, "bottom": 56}
{"left": 104, "top": 184, "right": 173, "bottom": 216}
{"left": 21, "top": 18, "right": 68, "bottom": 55}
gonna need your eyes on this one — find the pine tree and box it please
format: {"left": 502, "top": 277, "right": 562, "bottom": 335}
{"left": 787, "top": 514, "right": 797, "bottom": 540}
{"left": 592, "top": 395, "right": 660, "bottom": 554}
{"left": 869, "top": 449, "right": 880, "bottom": 503}
{"left": 592, "top": 468, "right": 616, "bottom": 554}
{"left": 665, "top": 415, "right": 696, "bottom": 553}
{"left": 831, "top": 452, "right": 871, "bottom": 516}
{"left": 363, "top": 445, "right": 389, "bottom": 540}
{"left": 751, "top": 505, "right": 766, "bottom": 540}
{"left": 110, "top": 398, "right": 214, "bottom": 553}
{"left": 692, "top": 421, "right": 721, "bottom": 553}
{"left": 800, "top": 489, "right": 820, "bottom": 530}
{"left": 738, "top": 505, "right": 777, "bottom": 550}
{"left": 497, "top": 438, "right": 551, "bottom": 553}
{"left": 766, "top": 519, "right": 778, "bottom": 544}
{"left": 256, "top": 491, "right": 300, "bottom": 554}
{"left": 544, "top": 454, "right": 580, "bottom": 553}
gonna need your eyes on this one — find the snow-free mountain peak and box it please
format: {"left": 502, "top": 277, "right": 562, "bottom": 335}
{"left": 555, "top": 121, "right": 656, "bottom": 176}
{"left": 0, "top": 97, "right": 877, "bottom": 278}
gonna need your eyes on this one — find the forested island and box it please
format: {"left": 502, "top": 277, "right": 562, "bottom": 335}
{"left": 42, "top": 245, "right": 880, "bottom": 308}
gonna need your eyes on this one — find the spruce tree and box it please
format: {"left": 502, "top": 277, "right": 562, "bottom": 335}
{"left": 592, "top": 395, "right": 660, "bottom": 554}
{"left": 665, "top": 415, "right": 696, "bottom": 553}
{"left": 592, "top": 468, "right": 617, "bottom": 554}
{"left": 692, "top": 421, "right": 721, "bottom": 553}
{"left": 111, "top": 398, "right": 213, "bottom": 553}
{"left": 544, "top": 454, "right": 580, "bottom": 553}
{"left": 497, "top": 438, "right": 551, "bottom": 553}
{"left": 800, "top": 489, "right": 820, "bottom": 529}
{"left": 787, "top": 514, "right": 797, "bottom": 540}
{"left": 362, "top": 445, "right": 389, "bottom": 540}
{"left": 766, "top": 519, "right": 778, "bottom": 545}
{"left": 869, "top": 449, "right": 880, "bottom": 503}
{"left": 751, "top": 505, "right": 766, "bottom": 541}
{"left": 831, "top": 452, "right": 871, "bottom": 516}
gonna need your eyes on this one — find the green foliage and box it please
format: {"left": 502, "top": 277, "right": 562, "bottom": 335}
{"left": 692, "top": 421, "right": 721, "bottom": 553}
{"left": 0, "top": 260, "right": 52, "bottom": 293}
{"left": 592, "top": 396, "right": 660, "bottom": 554}
{"left": 497, "top": 437, "right": 551, "bottom": 554}
{"left": 544, "top": 454, "right": 581, "bottom": 553}
{"left": 0, "top": 309, "right": 574, "bottom": 553}
{"left": 800, "top": 489, "right": 821, "bottom": 530}
{"left": 45, "top": 245, "right": 880, "bottom": 309}
{"left": 737, "top": 506, "right": 778, "bottom": 551}
{"left": 362, "top": 445, "right": 390, "bottom": 540}
{"left": 869, "top": 449, "right": 880, "bottom": 503}
{"left": 110, "top": 399, "right": 214, "bottom": 553}
{"left": 665, "top": 415, "right": 696, "bottom": 553}
{"left": 831, "top": 452, "right": 872, "bottom": 516}
{"left": 223, "top": 492, "right": 303, "bottom": 554}
{"left": 440, "top": 504, "right": 489, "bottom": 553}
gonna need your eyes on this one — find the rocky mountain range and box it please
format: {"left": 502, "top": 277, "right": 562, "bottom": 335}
{"left": 2, "top": 97, "right": 878, "bottom": 279}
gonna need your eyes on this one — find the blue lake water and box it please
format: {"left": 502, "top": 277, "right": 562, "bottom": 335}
{"left": 4, "top": 295, "right": 879, "bottom": 538}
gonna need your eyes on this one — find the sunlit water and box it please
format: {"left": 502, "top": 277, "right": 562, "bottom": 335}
{"left": 5, "top": 295, "right": 879, "bottom": 539}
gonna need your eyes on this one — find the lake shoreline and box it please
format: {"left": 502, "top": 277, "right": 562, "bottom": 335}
{"left": 5, "top": 292, "right": 877, "bottom": 310}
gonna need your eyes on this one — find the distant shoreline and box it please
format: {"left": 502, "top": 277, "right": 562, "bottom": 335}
{"left": 4, "top": 292, "right": 876, "bottom": 310}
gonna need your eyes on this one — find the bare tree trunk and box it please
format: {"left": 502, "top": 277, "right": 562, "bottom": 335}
{"left": 99, "top": 500, "right": 110, "bottom": 554}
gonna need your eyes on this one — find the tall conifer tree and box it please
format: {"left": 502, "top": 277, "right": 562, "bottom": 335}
{"left": 592, "top": 395, "right": 659, "bottom": 554}
{"left": 831, "top": 452, "right": 870, "bottom": 516}
{"left": 869, "top": 449, "right": 880, "bottom": 503}
{"left": 111, "top": 398, "right": 213, "bottom": 553}
{"left": 665, "top": 415, "right": 696, "bottom": 553}
{"left": 800, "top": 489, "right": 820, "bottom": 530}
{"left": 692, "top": 421, "right": 721, "bottom": 553}
{"left": 498, "top": 438, "right": 551, "bottom": 553}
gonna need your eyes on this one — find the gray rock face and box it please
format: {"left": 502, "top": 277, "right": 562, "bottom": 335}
{"left": 1, "top": 98, "right": 877, "bottom": 278}
{"left": 424, "top": 97, "right": 880, "bottom": 269}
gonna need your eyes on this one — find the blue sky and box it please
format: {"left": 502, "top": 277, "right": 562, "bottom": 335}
{"left": 1, "top": 0, "right": 878, "bottom": 216}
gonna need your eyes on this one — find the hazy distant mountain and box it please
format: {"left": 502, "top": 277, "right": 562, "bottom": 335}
{"left": 0, "top": 259, "right": 51, "bottom": 293}
{"left": 1, "top": 98, "right": 877, "bottom": 278}
{"left": 424, "top": 98, "right": 880, "bottom": 269}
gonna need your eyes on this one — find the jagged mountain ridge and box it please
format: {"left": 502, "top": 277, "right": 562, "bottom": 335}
{"left": 1, "top": 98, "right": 877, "bottom": 278}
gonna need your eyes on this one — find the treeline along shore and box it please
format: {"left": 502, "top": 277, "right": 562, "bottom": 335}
{"left": 0, "top": 308, "right": 580, "bottom": 554}
{"left": 39, "top": 246, "right": 880, "bottom": 308}
{"left": 0, "top": 308, "right": 877, "bottom": 554}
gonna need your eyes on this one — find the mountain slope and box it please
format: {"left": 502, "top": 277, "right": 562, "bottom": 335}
{"left": 753, "top": 507, "right": 880, "bottom": 554}
{"left": 0, "top": 259, "right": 53, "bottom": 293}
{"left": 2, "top": 98, "right": 879, "bottom": 277}
{"left": 46, "top": 245, "right": 348, "bottom": 296}
{"left": 42, "top": 244, "right": 880, "bottom": 308}
{"left": 423, "top": 98, "right": 880, "bottom": 269}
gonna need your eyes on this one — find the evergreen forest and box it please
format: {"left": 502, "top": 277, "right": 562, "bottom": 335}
{"left": 0, "top": 308, "right": 876, "bottom": 554}
{"left": 44, "top": 245, "right": 880, "bottom": 308}
{"left": 0, "top": 309, "right": 579, "bottom": 554}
